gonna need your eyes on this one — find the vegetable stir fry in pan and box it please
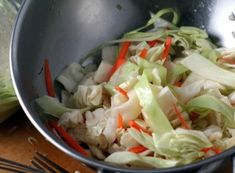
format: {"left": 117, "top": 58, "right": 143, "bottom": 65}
{"left": 36, "top": 9, "right": 235, "bottom": 168}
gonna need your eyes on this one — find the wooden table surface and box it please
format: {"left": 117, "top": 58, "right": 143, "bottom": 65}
{"left": 0, "top": 110, "right": 95, "bottom": 173}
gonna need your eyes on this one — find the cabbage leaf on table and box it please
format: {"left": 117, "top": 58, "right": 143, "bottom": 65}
{"left": 0, "top": 0, "right": 20, "bottom": 123}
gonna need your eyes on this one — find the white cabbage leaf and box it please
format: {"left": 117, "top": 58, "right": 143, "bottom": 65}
{"left": 58, "top": 110, "right": 84, "bottom": 128}
{"left": 109, "top": 61, "right": 139, "bottom": 86}
{"left": 94, "top": 60, "right": 113, "bottom": 83}
{"left": 56, "top": 63, "right": 84, "bottom": 92}
{"left": 129, "top": 41, "right": 149, "bottom": 56}
{"left": 69, "top": 125, "right": 108, "bottom": 150}
{"left": 88, "top": 145, "right": 106, "bottom": 160}
{"left": 174, "top": 80, "right": 204, "bottom": 103}
{"left": 187, "top": 94, "right": 235, "bottom": 128}
{"left": 119, "top": 131, "right": 139, "bottom": 148}
{"left": 180, "top": 53, "right": 235, "bottom": 89}
{"left": 228, "top": 91, "right": 235, "bottom": 105}
{"left": 103, "top": 90, "right": 141, "bottom": 143}
{"left": 102, "top": 45, "right": 118, "bottom": 64}
{"left": 85, "top": 108, "right": 108, "bottom": 136}
{"left": 36, "top": 95, "right": 72, "bottom": 118}
{"left": 79, "top": 72, "right": 96, "bottom": 86}
{"left": 128, "top": 128, "right": 155, "bottom": 151}
{"left": 134, "top": 74, "right": 172, "bottom": 134}
{"left": 203, "top": 125, "right": 223, "bottom": 142}
{"left": 73, "top": 85, "right": 103, "bottom": 108}
{"left": 153, "top": 128, "right": 212, "bottom": 164}
{"left": 0, "top": 0, "right": 19, "bottom": 123}
{"left": 105, "top": 151, "right": 178, "bottom": 168}
{"left": 157, "top": 86, "right": 177, "bottom": 116}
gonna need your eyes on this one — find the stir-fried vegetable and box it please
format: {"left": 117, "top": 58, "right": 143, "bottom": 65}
{"left": 129, "top": 120, "right": 152, "bottom": 135}
{"left": 128, "top": 145, "right": 148, "bottom": 153}
{"left": 181, "top": 53, "right": 235, "bottom": 89}
{"left": 105, "top": 151, "right": 178, "bottom": 168}
{"left": 187, "top": 94, "right": 235, "bottom": 128}
{"left": 173, "top": 104, "right": 191, "bottom": 129}
{"left": 36, "top": 8, "right": 235, "bottom": 169}
{"left": 162, "top": 37, "right": 172, "bottom": 61}
{"left": 44, "top": 59, "right": 56, "bottom": 97}
{"left": 152, "top": 128, "right": 212, "bottom": 164}
{"left": 117, "top": 114, "right": 124, "bottom": 129}
{"left": 110, "top": 42, "right": 131, "bottom": 76}
{"left": 49, "top": 121, "right": 88, "bottom": 156}
{"left": 134, "top": 74, "right": 173, "bottom": 134}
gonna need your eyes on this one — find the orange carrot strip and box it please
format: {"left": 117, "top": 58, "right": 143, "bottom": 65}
{"left": 115, "top": 86, "right": 128, "bottom": 98}
{"left": 220, "top": 58, "right": 235, "bottom": 64}
{"left": 129, "top": 120, "right": 152, "bottom": 135}
{"left": 147, "top": 40, "right": 160, "bottom": 47}
{"left": 201, "top": 147, "right": 211, "bottom": 153}
{"left": 139, "top": 40, "right": 162, "bottom": 59}
{"left": 110, "top": 42, "right": 131, "bottom": 76}
{"left": 44, "top": 59, "right": 56, "bottom": 97}
{"left": 49, "top": 121, "right": 88, "bottom": 156}
{"left": 211, "top": 148, "right": 222, "bottom": 154}
{"left": 139, "top": 48, "right": 148, "bottom": 59}
{"left": 115, "top": 58, "right": 126, "bottom": 69}
{"left": 173, "top": 104, "right": 191, "bottom": 129}
{"left": 117, "top": 114, "right": 124, "bottom": 129}
{"left": 162, "top": 37, "right": 172, "bottom": 61}
{"left": 128, "top": 145, "right": 148, "bottom": 153}
{"left": 118, "top": 42, "right": 132, "bottom": 60}
{"left": 174, "top": 81, "right": 183, "bottom": 87}
{"left": 201, "top": 147, "right": 221, "bottom": 154}
{"left": 190, "top": 112, "right": 200, "bottom": 121}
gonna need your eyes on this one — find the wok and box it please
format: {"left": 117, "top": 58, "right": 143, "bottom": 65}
{"left": 10, "top": 0, "right": 235, "bottom": 172}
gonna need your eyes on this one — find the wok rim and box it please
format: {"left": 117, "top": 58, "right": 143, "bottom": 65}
{"left": 10, "top": 0, "right": 235, "bottom": 172}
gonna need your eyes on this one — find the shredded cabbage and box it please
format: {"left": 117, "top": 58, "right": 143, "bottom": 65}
{"left": 153, "top": 128, "right": 212, "bottom": 164}
{"left": 34, "top": 8, "right": 235, "bottom": 169}
{"left": 130, "top": 56, "right": 167, "bottom": 85}
{"left": 181, "top": 53, "right": 235, "bottom": 89}
{"left": 105, "top": 151, "right": 178, "bottom": 168}
{"left": 187, "top": 95, "right": 235, "bottom": 128}
{"left": 109, "top": 61, "right": 139, "bottom": 86}
{"left": 56, "top": 63, "right": 85, "bottom": 93}
{"left": 134, "top": 74, "right": 173, "bottom": 134}
{"left": 128, "top": 128, "right": 155, "bottom": 151}
{"left": 73, "top": 85, "right": 103, "bottom": 108}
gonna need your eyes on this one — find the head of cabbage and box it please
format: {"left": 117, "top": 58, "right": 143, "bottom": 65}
{"left": 0, "top": 0, "right": 20, "bottom": 123}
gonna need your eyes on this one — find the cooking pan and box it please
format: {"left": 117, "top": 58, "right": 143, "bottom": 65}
{"left": 10, "top": 0, "right": 235, "bottom": 172}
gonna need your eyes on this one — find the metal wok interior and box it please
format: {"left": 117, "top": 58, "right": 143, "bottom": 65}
{"left": 10, "top": 0, "right": 235, "bottom": 172}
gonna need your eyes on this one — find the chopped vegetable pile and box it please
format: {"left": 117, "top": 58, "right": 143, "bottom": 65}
{"left": 36, "top": 8, "right": 235, "bottom": 168}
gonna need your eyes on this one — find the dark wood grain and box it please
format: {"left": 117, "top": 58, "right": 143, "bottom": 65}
{"left": 0, "top": 110, "right": 95, "bottom": 173}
